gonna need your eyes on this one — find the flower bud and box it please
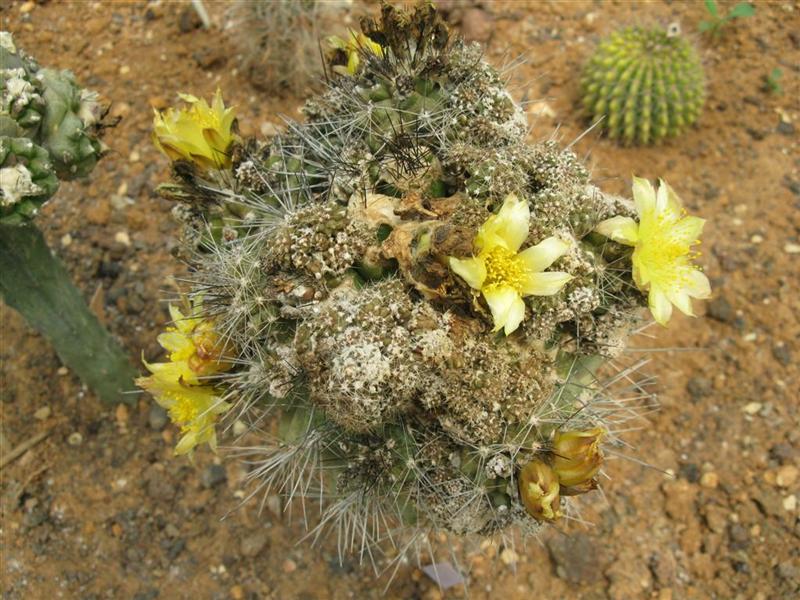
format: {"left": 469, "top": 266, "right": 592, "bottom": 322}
{"left": 551, "top": 427, "right": 604, "bottom": 487}
{"left": 518, "top": 459, "right": 561, "bottom": 522}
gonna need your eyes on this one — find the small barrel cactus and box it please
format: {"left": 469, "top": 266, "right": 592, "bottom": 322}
{"left": 581, "top": 24, "right": 705, "bottom": 145}
{"left": 0, "top": 31, "right": 105, "bottom": 223}
{"left": 143, "top": 3, "right": 711, "bottom": 567}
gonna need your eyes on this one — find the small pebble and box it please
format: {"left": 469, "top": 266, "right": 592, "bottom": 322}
{"left": 282, "top": 558, "right": 297, "bottom": 573}
{"left": 750, "top": 234, "right": 763, "bottom": 244}
{"left": 57, "top": 366, "right": 69, "bottom": 376}
{"left": 499, "top": 547, "right": 519, "bottom": 565}
{"left": 129, "top": 150, "right": 140, "bottom": 162}
{"left": 201, "top": 464, "right": 227, "bottom": 489}
{"left": 742, "top": 402, "right": 762, "bottom": 415}
{"left": 230, "top": 585, "right": 244, "bottom": 600}
{"left": 67, "top": 432, "right": 83, "bottom": 446}
{"left": 232, "top": 420, "right": 248, "bottom": 436}
{"left": 148, "top": 404, "right": 168, "bottom": 430}
{"left": 114, "top": 231, "right": 131, "bottom": 247}
{"left": 60, "top": 234, "right": 72, "bottom": 247}
{"left": 776, "top": 465, "right": 798, "bottom": 488}
{"left": 34, "top": 406, "right": 51, "bottom": 420}
{"left": 785, "top": 243, "right": 800, "bottom": 254}
{"left": 19, "top": 1, "right": 35, "bottom": 12}
{"left": 700, "top": 472, "right": 719, "bottom": 489}
{"left": 119, "top": 65, "right": 130, "bottom": 75}
{"left": 783, "top": 495, "right": 797, "bottom": 512}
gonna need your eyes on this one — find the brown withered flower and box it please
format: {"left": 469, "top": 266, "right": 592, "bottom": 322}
{"left": 518, "top": 459, "right": 562, "bottom": 522}
{"left": 551, "top": 427, "right": 605, "bottom": 488}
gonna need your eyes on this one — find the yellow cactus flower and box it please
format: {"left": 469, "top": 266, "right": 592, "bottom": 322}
{"left": 595, "top": 177, "right": 711, "bottom": 325}
{"left": 551, "top": 427, "right": 605, "bottom": 488}
{"left": 449, "top": 194, "right": 573, "bottom": 335}
{"left": 152, "top": 89, "right": 236, "bottom": 171}
{"left": 518, "top": 459, "right": 562, "bottom": 522}
{"left": 136, "top": 300, "right": 232, "bottom": 455}
{"left": 328, "top": 30, "right": 384, "bottom": 75}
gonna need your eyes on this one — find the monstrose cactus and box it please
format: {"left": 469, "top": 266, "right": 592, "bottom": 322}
{"left": 1, "top": 31, "right": 105, "bottom": 224}
{"left": 143, "top": 3, "right": 711, "bottom": 565}
{"left": 581, "top": 24, "right": 706, "bottom": 145}
{"left": 1, "top": 31, "right": 135, "bottom": 404}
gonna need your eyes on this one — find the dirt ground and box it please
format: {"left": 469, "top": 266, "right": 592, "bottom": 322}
{"left": 1, "top": 1, "right": 798, "bottom": 598}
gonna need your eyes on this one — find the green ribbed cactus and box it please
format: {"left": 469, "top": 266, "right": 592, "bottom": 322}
{"left": 1, "top": 31, "right": 105, "bottom": 223}
{"left": 581, "top": 24, "right": 705, "bottom": 145}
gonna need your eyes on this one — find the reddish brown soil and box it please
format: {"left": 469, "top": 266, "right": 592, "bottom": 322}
{"left": 1, "top": 1, "right": 798, "bottom": 599}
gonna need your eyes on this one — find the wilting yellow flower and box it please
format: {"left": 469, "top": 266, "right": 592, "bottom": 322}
{"left": 518, "top": 459, "right": 562, "bottom": 522}
{"left": 136, "top": 301, "right": 232, "bottom": 455}
{"left": 328, "top": 30, "right": 384, "bottom": 75}
{"left": 596, "top": 177, "right": 711, "bottom": 325}
{"left": 449, "top": 194, "right": 573, "bottom": 335}
{"left": 152, "top": 89, "right": 236, "bottom": 171}
{"left": 551, "top": 427, "right": 605, "bottom": 488}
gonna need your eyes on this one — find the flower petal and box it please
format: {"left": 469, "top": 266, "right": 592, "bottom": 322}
{"left": 632, "top": 175, "right": 657, "bottom": 216}
{"left": 449, "top": 256, "right": 486, "bottom": 290}
{"left": 476, "top": 194, "right": 530, "bottom": 252}
{"left": 648, "top": 288, "right": 673, "bottom": 326}
{"left": 518, "top": 236, "right": 571, "bottom": 272}
{"left": 483, "top": 285, "right": 523, "bottom": 334}
{"left": 157, "top": 331, "right": 193, "bottom": 355}
{"left": 660, "top": 179, "right": 684, "bottom": 214}
{"left": 595, "top": 216, "right": 639, "bottom": 246}
{"left": 520, "top": 271, "right": 573, "bottom": 296}
{"left": 685, "top": 269, "right": 711, "bottom": 299}
{"left": 670, "top": 215, "right": 705, "bottom": 245}
{"left": 667, "top": 289, "right": 695, "bottom": 317}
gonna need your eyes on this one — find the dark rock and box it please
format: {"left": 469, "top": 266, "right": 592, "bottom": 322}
{"left": 178, "top": 6, "right": 202, "bottom": 33}
{"left": 785, "top": 179, "right": 800, "bottom": 198}
{"left": 686, "top": 377, "right": 712, "bottom": 401}
{"left": 133, "top": 591, "right": 159, "bottom": 600}
{"left": 769, "top": 443, "right": 796, "bottom": 464}
{"left": 745, "top": 127, "right": 766, "bottom": 141}
{"left": 772, "top": 343, "right": 791, "bottom": 366}
{"left": 240, "top": 532, "right": 268, "bottom": 558}
{"left": 148, "top": 404, "right": 168, "bottom": 430}
{"left": 546, "top": 533, "right": 605, "bottom": 585}
{"left": 166, "top": 538, "right": 185, "bottom": 560}
{"left": 678, "top": 462, "right": 700, "bottom": 483}
{"left": 97, "top": 260, "right": 122, "bottom": 279}
{"left": 201, "top": 464, "right": 227, "bottom": 489}
{"left": 732, "top": 559, "right": 750, "bottom": 574}
{"left": 728, "top": 523, "right": 750, "bottom": 551}
{"left": 777, "top": 121, "right": 795, "bottom": 136}
{"left": 707, "top": 296, "right": 735, "bottom": 323}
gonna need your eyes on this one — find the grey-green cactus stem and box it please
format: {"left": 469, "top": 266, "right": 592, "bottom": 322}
{"left": 0, "top": 224, "right": 138, "bottom": 404}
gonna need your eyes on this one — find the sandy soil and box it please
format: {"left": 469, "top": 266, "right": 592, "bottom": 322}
{"left": 1, "top": 1, "right": 798, "bottom": 598}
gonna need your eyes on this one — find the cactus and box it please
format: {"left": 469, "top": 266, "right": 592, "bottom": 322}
{"left": 1, "top": 31, "right": 106, "bottom": 222}
{"left": 0, "top": 32, "right": 135, "bottom": 404}
{"left": 581, "top": 24, "right": 705, "bottom": 145}
{"left": 143, "top": 3, "right": 710, "bottom": 567}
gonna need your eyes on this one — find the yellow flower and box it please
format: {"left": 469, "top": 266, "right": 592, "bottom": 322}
{"left": 328, "top": 30, "right": 384, "bottom": 75}
{"left": 152, "top": 89, "right": 236, "bottom": 171}
{"left": 136, "top": 301, "right": 232, "bottom": 455}
{"left": 449, "top": 194, "right": 573, "bottom": 335}
{"left": 595, "top": 177, "right": 711, "bottom": 325}
{"left": 518, "top": 459, "right": 562, "bottom": 522}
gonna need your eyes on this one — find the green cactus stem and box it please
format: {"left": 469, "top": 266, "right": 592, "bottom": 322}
{"left": 0, "top": 223, "right": 137, "bottom": 404}
{"left": 581, "top": 24, "right": 705, "bottom": 145}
